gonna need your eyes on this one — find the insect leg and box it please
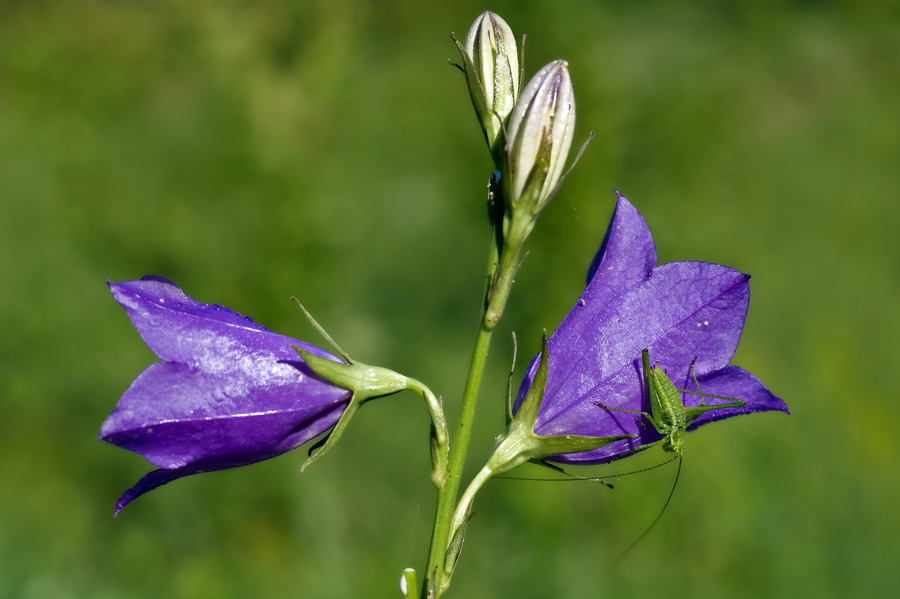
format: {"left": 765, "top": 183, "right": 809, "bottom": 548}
{"left": 602, "top": 436, "right": 669, "bottom": 462}
{"left": 680, "top": 388, "right": 745, "bottom": 420}
{"left": 677, "top": 361, "right": 746, "bottom": 418}
{"left": 687, "top": 357, "right": 705, "bottom": 406}
{"left": 594, "top": 401, "right": 652, "bottom": 417}
{"left": 595, "top": 401, "right": 664, "bottom": 434}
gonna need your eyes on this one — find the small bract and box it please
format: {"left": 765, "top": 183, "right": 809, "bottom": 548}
{"left": 100, "top": 276, "right": 352, "bottom": 514}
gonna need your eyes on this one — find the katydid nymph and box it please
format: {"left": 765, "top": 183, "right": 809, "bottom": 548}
{"left": 596, "top": 348, "right": 746, "bottom": 459}
{"left": 594, "top": 348, "right": 747, "bottom": 560}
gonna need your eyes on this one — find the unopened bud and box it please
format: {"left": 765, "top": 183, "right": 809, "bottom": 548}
{"left": 454, "top": 12, "right": 519, "bottom": 159}
{"left": 466, "top": 12, "right": 519, "bottom": 123}
{"left": 503, "top": 60, "right": 576, "bottom": 214}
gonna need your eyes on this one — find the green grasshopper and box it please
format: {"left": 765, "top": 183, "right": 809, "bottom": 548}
{"left": 594, "top": 348, "right": 747, "bottom": 560}
{"left": 595, "top": 348, "right": 746, "bottom": 459}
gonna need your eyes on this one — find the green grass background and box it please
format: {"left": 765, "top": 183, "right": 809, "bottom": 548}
{"left": 1, "top": 1, "right": 898, "bottom": 597}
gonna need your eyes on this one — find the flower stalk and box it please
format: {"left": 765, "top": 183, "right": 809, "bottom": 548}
{"left": 421, "top": 302, "right": 494, "bottom": 597}
{"left": 422, "top": 17, "right": 583, "bottom": 597}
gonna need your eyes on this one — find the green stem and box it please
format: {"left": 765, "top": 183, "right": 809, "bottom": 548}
{"left": 447, "top": 466, "right": 493, "bottom": 545}
{"left": 422, "top": 323, "right": 492, "bottom": 597}
{"left": 421, "top": 228, "right": 507, "bottom": 597}
{"left": 402, "top": 568, "right": 417, "bottom": 599}
{"left": 484, "top": 211, "right": 533, "bottom": 329}
{"left": 421, "top": 175, "right": 534, "bottom": 596}
{"left": 406, "top": 378, "right": 450, "bottom": 490}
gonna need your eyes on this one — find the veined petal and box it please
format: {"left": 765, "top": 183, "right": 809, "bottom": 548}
{"left": 101, "top": 361, "right": 348, "bottom": 469}
{"left": 110, "top": 388, "right": 347, "bottom": 516}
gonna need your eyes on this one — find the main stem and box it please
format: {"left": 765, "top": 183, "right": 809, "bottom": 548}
{"left": 422, "top": 322, "right": 492, "bottom": 597}
{"left": 421, "top": 232, "right": 502, "bottom": 598}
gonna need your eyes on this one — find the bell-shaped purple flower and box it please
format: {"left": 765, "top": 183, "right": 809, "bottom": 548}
{"left": 100, "top": 276, "right": 352, "bottom": 515}
{"left": 515, "top": 193, "right": 789, "bottom": 464}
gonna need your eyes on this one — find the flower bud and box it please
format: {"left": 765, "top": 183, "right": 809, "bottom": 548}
{"left": 466, "top": 12, "right": 519, "bottom": 122}
{"left": 454, "top": 12, "right": 519, "bottom": 157}
{"left": 503, "top": 59, "right": 575, "bottom": 214}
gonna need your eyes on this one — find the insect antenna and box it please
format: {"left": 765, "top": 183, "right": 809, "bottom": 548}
{"left": 615, "top": 455, "right": 683, "bottom": 564}
{"left": 494, "top": 466, "right": 612, "bottom": 488}
{"left": 600, "top": 455, "right": 679, "bottom": 479}
{"left": 494, "top": 455, "right": 679, "bottom": 486}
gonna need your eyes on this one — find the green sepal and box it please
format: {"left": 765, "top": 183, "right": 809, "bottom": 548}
{"left": 486, "top": 331, "right": 635, "bottom": 475}
{"left": 293, "top": 347, "right": 409, "bottom": 401}
{"left": 292, "top": 347, "right": 410, "bottom": 472}
{"left": 291, "top": 344, "right": 450, "bottom": 487}
{"left": 301, "top": 396, "right": 358, "bottom": 472}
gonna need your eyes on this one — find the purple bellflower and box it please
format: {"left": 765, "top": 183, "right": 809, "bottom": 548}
{"left": 100, "top": 276, "right": 352, "bottom": 515}
{"left": 514, "top": 193, "right": 789, "bottom": 465}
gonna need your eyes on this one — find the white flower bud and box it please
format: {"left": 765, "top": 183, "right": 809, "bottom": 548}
{"left": 454, "top": 12, "right": 519, "bottom": 158}
{"left": 465, "top": 12, "right": 519, "bottom": 124}
{"left": 504, "top": 60, "right": 576, "bottom": 213}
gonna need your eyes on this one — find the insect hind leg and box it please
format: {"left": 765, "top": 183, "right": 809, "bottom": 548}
{"left": 688, "top": 357, "right": 705, "bottom": 406}
{"left": 595, "top": 401, "right": 652, "bottom": 419}
{"left": 677, "top": 358, "right": 746, "bottom": 421}
{"left": 595, "top": 401, "right": 663, "bottom": 434}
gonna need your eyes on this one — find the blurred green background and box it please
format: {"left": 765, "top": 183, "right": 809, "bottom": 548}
{"left": 2, "top": 1, "right": 898, "bottom": 597}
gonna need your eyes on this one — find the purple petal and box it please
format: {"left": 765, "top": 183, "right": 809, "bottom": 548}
{"left": 586, "top": 190, "right": 656, "bottom": 288}
{"left": 114, "top": 468, "right": 191, "bottom": 517}
{"left": 686, "top": 366, "right": 790, "bottom": 430}
{"left": 516, "top": 193, "right": 787, "bottom": 464}
{"left": 111, "top": 396, "right": 345, "bottom": 516}
{"left": 102, "top": 361, "right": 348, "bottom": 469}
{"left": 101, "top": 277, "right": 352, "bottom": 513}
